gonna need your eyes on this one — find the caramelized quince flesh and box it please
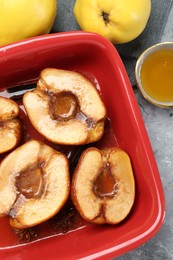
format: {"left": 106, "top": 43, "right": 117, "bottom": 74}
{"left": 71, "top": 147, "right": 135, "bottom": 224}
{"left": 0, "top": 96, "right": 21, "bottom": 154}
{"left": 23, "top": 68, "right": 106, "bottom": 145}
{"left": 0, "top": 140, "right": 70, "bottom": 229}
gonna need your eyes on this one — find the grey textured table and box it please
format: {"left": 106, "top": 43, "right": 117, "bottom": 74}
{"left": 52, "top": 1, "right": 173, "bottom": 259}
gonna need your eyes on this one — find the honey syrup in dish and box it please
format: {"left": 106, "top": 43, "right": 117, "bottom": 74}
{"left": 140, "top": 48, "right": 173, "bottom": 102}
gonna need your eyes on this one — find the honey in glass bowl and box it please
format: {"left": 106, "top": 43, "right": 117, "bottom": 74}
{"left": 135, "top": 42, "right": 173, "bottom": 108}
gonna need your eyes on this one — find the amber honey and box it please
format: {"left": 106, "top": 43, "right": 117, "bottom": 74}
{"left": 140, "top": 48, "right": 173, "bottom": 102}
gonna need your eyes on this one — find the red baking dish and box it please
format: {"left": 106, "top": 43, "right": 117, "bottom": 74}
{"left": 0, "top": 32, "right": 165, "bottom": 259}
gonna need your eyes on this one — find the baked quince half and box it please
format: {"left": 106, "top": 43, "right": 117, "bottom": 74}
{"left": 23, "top": 68, "right": 106, "bottom": 145}
{"left": 0, "top": 140, "right": 70, "bottom": 229}
{"left": 71, "top": 147, "right": 135, "bottom": 224}
{"left": 0, "top": 96, "right": 21, "bottom": 154}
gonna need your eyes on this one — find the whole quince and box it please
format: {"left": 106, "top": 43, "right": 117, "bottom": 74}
{"left": 74, "top": 0, "right": 151, "bottom": 44}
{"left": 0, "top": 0, "right": 57, "bottom": 46}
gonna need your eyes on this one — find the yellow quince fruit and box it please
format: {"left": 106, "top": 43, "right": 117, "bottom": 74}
{"left": 74, "top": 0, "right": 151, "bottom": 44}
{"left": 0, "top": 0, "right": 57, "bottom": 46}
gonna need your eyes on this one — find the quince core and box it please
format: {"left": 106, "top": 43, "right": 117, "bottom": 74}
{"left": 23, "top": 68, "right": 106, "bottom": 145}
{"left": 0, "top": 140, "right": 70, "bottom": 229}
{"left": 71, "top": 147, "right": 135, "bottom": 224}
{"left": 0, "top": 96, "right": 21, "bottom": 154}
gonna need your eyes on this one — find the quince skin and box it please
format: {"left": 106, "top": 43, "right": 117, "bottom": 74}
{"left": 74, "top": 0, "right": 151, "bottom": 44}
{"left": 0, "top": 0, "right": 56, "bottom": 46}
